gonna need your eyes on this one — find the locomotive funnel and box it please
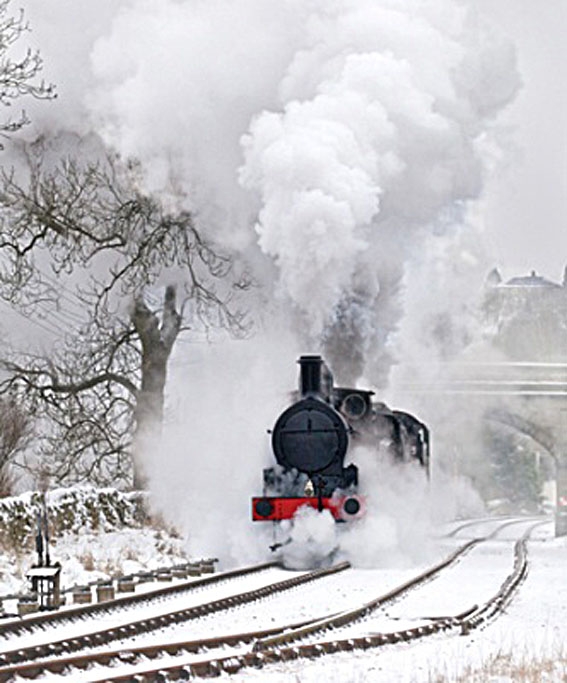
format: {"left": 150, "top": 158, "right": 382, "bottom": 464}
{"left": 298, "top": 355, "right": 334, "bottom": 400}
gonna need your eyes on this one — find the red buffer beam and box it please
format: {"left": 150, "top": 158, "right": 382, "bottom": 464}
{"left": 252, "top": 495, "right": 364, "bottom": 522}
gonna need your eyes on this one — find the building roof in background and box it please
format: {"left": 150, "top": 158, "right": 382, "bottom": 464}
{"left": 503, "top": 270, "right": 562, "bottom": 288}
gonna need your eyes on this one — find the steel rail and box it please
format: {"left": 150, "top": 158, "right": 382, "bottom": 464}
{"left": 0, "top": 561, "right": 351, "bottom": 670}
{"left": 0, "top": 561, "right": 277, "bottom": 640}
{"left": 0, "top": 619, "right": 323, "bottom": 682}
{"left": 252, "top": 539, "right": 479, "bottom": 651}
{"left": 93, "top": 520, "right": 542, "bottom": 682}
{"left": 444, "top": 515, "right": 517, "bottom": 538}
{"left": 459, "top": 520, "right": 547, "bottom": 633}
{"left": 486, "top": 516, "right": 548, "bottom": 539}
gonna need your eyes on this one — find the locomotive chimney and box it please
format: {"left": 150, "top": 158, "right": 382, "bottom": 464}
{"left": 298, "top": 355, "right": 323, "bottom": 397}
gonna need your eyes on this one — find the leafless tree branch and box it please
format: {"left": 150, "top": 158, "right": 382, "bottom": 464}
{"left": 0, "top": 139, "right": 252, "bottom": 487}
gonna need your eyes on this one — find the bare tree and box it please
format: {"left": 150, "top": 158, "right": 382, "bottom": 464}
{"left": 0, "top": 395, "right": 32, "bottom": 495}
{"left": 0, "top": 1, "right": 55, "bottom": 142}
{"left": 0, "top": 140, "right": 250, "bottom": 488}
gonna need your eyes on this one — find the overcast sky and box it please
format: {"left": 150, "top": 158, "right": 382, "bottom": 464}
{"left": 475, "top": 0, "right": 567, "bottom": 282}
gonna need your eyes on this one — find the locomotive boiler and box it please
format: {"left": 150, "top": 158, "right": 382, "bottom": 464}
{"left": 252, "top": 355, "right": 429, "bottom": 526}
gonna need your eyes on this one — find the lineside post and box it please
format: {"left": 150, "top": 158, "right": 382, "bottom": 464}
{"left": 555, "top": 459, "right": 567, "bottom": 537}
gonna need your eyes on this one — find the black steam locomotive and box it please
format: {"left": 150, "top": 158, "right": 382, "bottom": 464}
{"left": 252, "top": 355, "right": 429, "bottom": 524}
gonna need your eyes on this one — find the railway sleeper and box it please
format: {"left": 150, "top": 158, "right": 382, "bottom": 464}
{"left": 30, "top": 645, "right": 50, "bottom": 659}
{"left": 163, "top": 542, "right": 531, "bottom": 680}
{"left": 15, "top": 664, "right": 44, "bottom": 680}
{"left": 221, "top": 656, "right": 245, "bottom": 674}
{"left": 191, "top": 660, "right": 219, "bottom": 678}
{"left": 279, "top": 647, "right": 300, "bottom": 662}
{"left": 257, "top": 649, "right": 281, "bottom": 665}
{"left": 304, "top": 643, "right": 326, "bottom": 657}
{"left": 329, "top": 640, "right": 348, "bottom": 653}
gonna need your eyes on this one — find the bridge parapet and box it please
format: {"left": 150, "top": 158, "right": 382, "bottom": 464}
{"left": 394, "top": 361, "right": 567, "bottom": 397}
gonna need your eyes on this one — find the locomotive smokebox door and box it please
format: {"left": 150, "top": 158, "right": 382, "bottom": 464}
{"left": 271, "top": 397, "right": 349, "bottom": 474}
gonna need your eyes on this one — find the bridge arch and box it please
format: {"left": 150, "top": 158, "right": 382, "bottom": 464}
{"left": 485, "top": 408, "right": 559, "bottom": 463}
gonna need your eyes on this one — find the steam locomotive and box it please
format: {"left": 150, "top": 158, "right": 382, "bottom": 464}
{"left": 251, "top": 355, "right": 429, "bottom": 525}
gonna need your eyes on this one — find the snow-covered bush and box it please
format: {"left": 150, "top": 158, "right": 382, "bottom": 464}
{"left": 0, "top": 487, "right": 147, "bottom": 552}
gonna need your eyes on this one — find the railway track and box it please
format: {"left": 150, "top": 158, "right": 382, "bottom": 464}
{"left": 0, "top": 561, "right": 350, "bottom": 679}
{"left": 0, "top": 518, "right": 547, "bottom": 681}
{"left": 0, "top": 542, "right": 473, "bottom": 682}
{"left": 0, "top": 560, "right": 280, "bottom": 651}
{"left": 445, "top": 514, "right": 545, "bottom": 539}
{"left": 169, "top": 520, "right": 542, "bottom": 682}
{"left": 92, "top": 520, "right": 547, "bottom": 681}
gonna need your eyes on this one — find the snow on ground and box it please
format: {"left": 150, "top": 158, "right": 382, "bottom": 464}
{"left": 208, "top": 520, "right": 566, "bottom": 682}
{"left": 0, "top": 525, "right": 190, "bottom": 615}
{"left": 1, "top": 506, "right": 566, "bottom": 682}
{"left": 0, "top": 487, "right": 190, "bottom": 600}
{"left": 52, "top": 527, "right": 188, "bottom": 587}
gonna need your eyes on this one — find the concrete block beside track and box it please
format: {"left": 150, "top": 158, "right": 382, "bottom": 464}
{"left": 117, "top": 577, "right": 136, "bottom": 592}
{"left": 73, "top": 589, "right": 92, "bottom": 604}
{"left": 96, "top": 584, "right": 115, "bottom": 602}
{"left": 17, "top": 598, "right": 39, "bottom": 616}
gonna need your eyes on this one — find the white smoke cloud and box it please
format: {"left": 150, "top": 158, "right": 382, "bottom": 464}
{"left": 15, "top": 0, "right": 522, "bottom": 562}
{"left": 146, "top": 327, "right": 303, "bottom": 567}
{"left": 18, "top": 0, "right": 126, "bottom": 136}
{"left": 85, "top": 0, "right": 310, "bottom": 247}
{"left": 22, "top": 0, "right": 519, "bottom": 379}
{"left": 239, "top": 0, "right": 519, "bottom": 366}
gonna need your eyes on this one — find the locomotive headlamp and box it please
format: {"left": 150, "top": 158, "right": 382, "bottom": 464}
{"left": 343, "top": 497, "right": 360, "bottom": 515}
{"left": 339, "top": 495, "right": 364, "bottom": 520}
{"left": 304, "top": 479, "right": 315, "bottom": 496}
{"left": 254, "top": 499, "right": 274, "bottom": 518}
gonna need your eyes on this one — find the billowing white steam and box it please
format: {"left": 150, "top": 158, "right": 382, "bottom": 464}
{"left": 239, "top": 0, "right": 519, "bottom": 377}
{"left": 21, "top": 0, "right": 520, "bottom": 384}
{"left": 19, "top": 0, "right": 520, "bottom": 565}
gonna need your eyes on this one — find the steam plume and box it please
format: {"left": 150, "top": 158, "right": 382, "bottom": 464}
{"left": 22, "top": 0, "right": 520, "bottom": 384}
{"left": 239, "top": 0, "right": 519, "bottom": 382}
{"left": 18, "top": 0, "right": 521, "bottom": 564}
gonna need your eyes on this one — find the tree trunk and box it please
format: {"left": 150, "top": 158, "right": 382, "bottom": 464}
{"left": 131, "top": 286, "right": 181, "bottom": 489}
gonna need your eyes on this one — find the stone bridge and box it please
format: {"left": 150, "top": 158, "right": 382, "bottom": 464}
{"left": 394, "top": 361, "right": 567, "bottom": 535}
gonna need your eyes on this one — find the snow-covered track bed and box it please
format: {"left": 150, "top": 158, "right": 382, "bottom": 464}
{"left": 0, "top": 562, "right": 280, "bottom": 654}
{"left": 0, "top": 562, "right": 350, "bottom": 678}
{"left": 0, "top": 544, "right": 465, "bottom": 683}
{"left": 443, "top": 514, "right": 545, "bottom": 539}
{"left": 179, "top": 522, "right": 539, "bottom": 682}
{"left": 86, "top": 520, "right": 545, "bottom": 682}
